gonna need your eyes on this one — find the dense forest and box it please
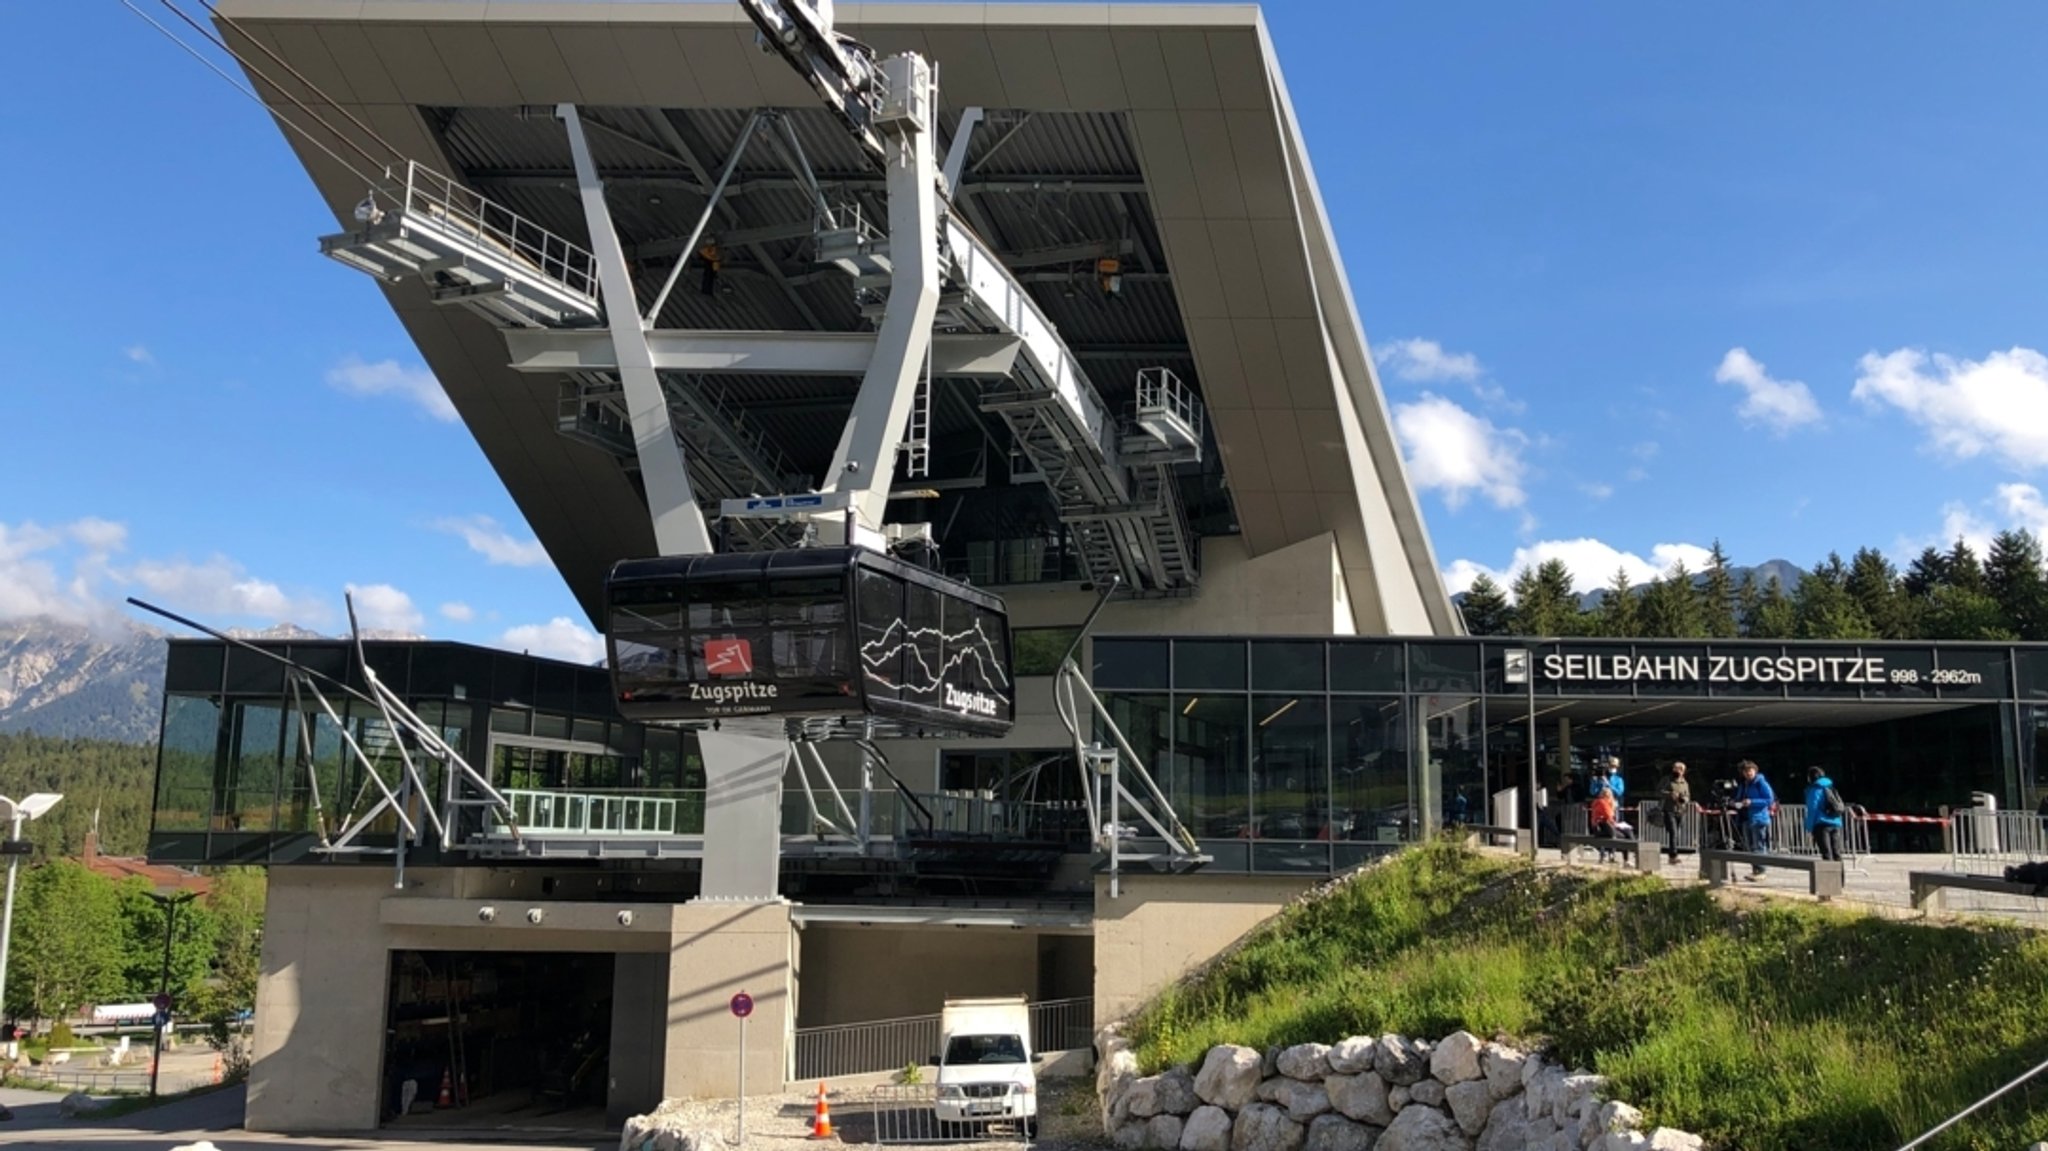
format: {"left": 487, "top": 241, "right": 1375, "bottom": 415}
{"left": 0, "top": 732, "right": 157, "bottom": 857}
{"left": 1459, "top": 532, "right": 2048, "bottom": 642}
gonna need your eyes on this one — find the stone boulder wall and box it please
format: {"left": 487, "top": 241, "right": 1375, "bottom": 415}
{"left": 1097, "top": 1029, "right": 1707, "bottom": 1151}
{"left": 617, "top": 1100, "right": 716, "bottom": 1151}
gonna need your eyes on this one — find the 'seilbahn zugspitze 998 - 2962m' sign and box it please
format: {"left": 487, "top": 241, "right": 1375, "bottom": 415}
{"left": 1539, "top": 652, "right": 1982, "bottom": 688}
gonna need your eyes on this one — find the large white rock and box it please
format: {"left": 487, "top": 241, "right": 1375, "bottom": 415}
{"left": 1388, "top": 1085, "right": 1410, "bottom": 1112}
{"left": 1375, "top": 1102, "right": 1473, "bottom": 1151}
{"left": 1232, "top": 1102, "right": 1308, "bottom": 1151}
{"left": 1326, "top": 1072, "right": 1396, "bottom": 1126}
{"left": 1408, "top": 1080, "right": 1446, "bottom": 1109}
{"left": 1375, "top": 1036, "right": 1430, "bottom": 1086}
{"left": 1117, "top": 1120, "right": 1154, "bottom": 1149}
{"left": 1643, "top": 1130, "right": 1704, "bottom": 1151}
{"left": 1523, "top": 1067, "right": 1565, "bottom": 1121}
{"left": 1155, "top": 1069, "right": 1200, "bottom": 1116}
{"left": 1520, "top": 1053, "right": 1548, "bottom": 1091}
{"left": 57, "top": 1092, "right": 101, "bottom": 1119}
{"left": 1129, "top": 1075, "right": 1167, "bottom": 1118}
{"left": 1149, "top": 1114, "right": 1189, "bottom": 1150}
{"left": 1429, "top": 1032, "right": 1486, "bottom": 1085}
{"left": 1444, "top": 1080, "right": 1492, "bottom": 1136}
{"left": 1558, "top": 1075, "right": 1609, "bottom": 1125}
{"left": 1329, "top": 1036, "right": 1378, "bottom": 1075}
{"left": 1598, "top": 1134, "right": 1649, "bottom": 1151}
{"left": 1588, "top": 1100, "right": 1643, "bottom": 1145}
{"left": 1181, "top": 1105, "right": 1235, "bottom": 1151}
{"left": 1480, "top": 1045, "right": 1527, "bottom": 1101}
{"left": 618, "top": 1101, "right": 714, "bottom": 1151}
{"left": 1275, "top": 1080, "right": 1334, "bottom": 1122}
{"left": 1306, "top": 1113, "right": 1381, "bottom": 1151}
{"left": 1197, "top": 1046, "right": 1267, "bottom": 1111}
{"left": 1279, "top": 1043, "right": 1335, "bottom": 1081}
{"left": 1259, "top": 1078, "right": 1292, "bottom": 1103}
{"left": 1104, "top": 1044, "right": 1143, "bottom": 1126}
{"left": 1476, "top": 1097, "right": 1535, "bottom": 1151}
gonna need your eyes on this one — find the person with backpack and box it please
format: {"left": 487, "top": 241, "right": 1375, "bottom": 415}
{"left": 1804, "top": 765, "right": 1845, "bottom": 862}
{"left": 1734, "top": 759, "right": 1775, "bottom": 878}
{"left": 1588, "top": 785, "right": 1623, "bottom": 863}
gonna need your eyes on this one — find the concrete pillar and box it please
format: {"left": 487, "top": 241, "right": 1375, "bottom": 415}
{"left": 1092, "top": 874, "right": 1314, "bottom": 1029}
{"left": 610, "top": 953, "right": 670, "bottom": 1125}
{"left": 698, "top": 731, "right": 789, "bottom": 899}
{"left": 664, "top": 901, "right": 795, "bottom": 1099}
{"left": 246, "top": 869, "right": 391, "bottom": 1132}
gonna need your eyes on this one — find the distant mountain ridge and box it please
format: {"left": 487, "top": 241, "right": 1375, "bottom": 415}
{"left": 0, "top": 616, "right": 427, "bottom": 744}
{"left": 1573, "top": 558, "right": 1807, "bottom": 611}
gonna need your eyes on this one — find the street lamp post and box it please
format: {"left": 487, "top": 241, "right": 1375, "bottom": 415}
{"left": 145, "top": 890, "right": 197, "bottom": 1097}
{"left": 0, "top": 792, "right": 62, "bottom": 1053}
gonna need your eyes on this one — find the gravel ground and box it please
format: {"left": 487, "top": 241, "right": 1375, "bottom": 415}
{"left": 635, "top": 1077, "right": 1107, "bottom": 1151}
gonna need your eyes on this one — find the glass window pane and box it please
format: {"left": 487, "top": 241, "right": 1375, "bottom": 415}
{"left": 532, "top": 713, "right": 570, "bottom": 740}
{"left": 857, "top": 568, "right": 904, "bottom": 701}
{"left": 278, "top": 698, "right": 345, "bottom": 836}
{"left": 154, "top": 694, "right": 221, "bottom": 832}
{"left": 1012, "top": 628, "right": 1080, "bottom": 677}
{"left": 1093, "top": 639, "right": 1168, "bottom": 689}
{"left": 1252, "top": 642, "right": 1324, "bottom": 692}
{"left": 901, "top": 582, "right": 944, "bottom": 706}
{"left": 221, "top": 702, "right": 284, "bottom": 831}
{"left": 1410, "top": 645, "right": 1480, "bottom": 693}
{"left": 1934, "top": 649, "right": 2011, "bottom": 699}
{"left": 1172, "top": 695, "right": 1249, "bottom": 839}
{"left": 1174, "top": 641, "right": 1245, "bottom": 691}
{"left": 1253, "top": 695, "right": 1326, "bottom": 842}
{"left": 2020, "top": 650, "right": 2048, "bottom": 702}
{"left": 1332, "top": 697, "right": 1407, "bottom": 844}
{"left": 1099, "top": 693, "right": 1171, "bottom": 827}
{"left": 1415, "top": 696, "right": 1481, "bottom": 839}
{"left": 1331, "top": 642, "right": 1404, "bottom": 693}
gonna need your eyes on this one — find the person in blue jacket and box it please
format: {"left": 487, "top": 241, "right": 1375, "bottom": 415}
{"left": 1734, "top": 759, "right": 1775, "bottom": 878}
{"left": 1603, "top": 757, "right": 1626, "bottom": 804}
{"left": 1804, "top": 765, "right": 1844, "bottom": 862}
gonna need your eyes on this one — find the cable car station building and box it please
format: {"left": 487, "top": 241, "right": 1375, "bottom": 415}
{"left": 152, "top": 0, "right": 2048, "bottom": 1135}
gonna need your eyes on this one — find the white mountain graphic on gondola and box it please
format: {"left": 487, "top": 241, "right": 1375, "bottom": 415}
{"left": 859, "top": 618, "right": 1012, "bottom": 694}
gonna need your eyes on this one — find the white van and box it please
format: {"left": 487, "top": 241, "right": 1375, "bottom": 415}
{"left": 933, "top": 996, "right": 1036, "bottom": 1135}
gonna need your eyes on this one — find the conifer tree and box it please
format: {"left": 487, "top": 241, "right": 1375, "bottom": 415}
{"left": 1985, "top": 529, "right": 2048, "bottom": 641}
{"left": 1699, "top": 541, "right": 1740, "bottom": 638}
{"left": 1459, "top": 573, "right": 1514, "bottom": 635}
{"left": 1641, "top": 561, "right": 1706, "bottom": 637}
{"left": 1595, "top": 566, "right": 1638, "bottom": 637}
{"left": 1747, "top": 576, "right": 1798, "bottom": 638}
{"left": 1844, "top": 547, "right": 1907, "bottom": 638}
{"left": 1511, "top": 559, "right": 1582, "bottom": 636}
{"left": 1793, "top": 553, "right": 1875, "bottom": 639}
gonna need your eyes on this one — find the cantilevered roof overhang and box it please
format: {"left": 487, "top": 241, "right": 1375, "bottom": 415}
{"left": 215, "top": 0, "right": 1459, "bottom": 636}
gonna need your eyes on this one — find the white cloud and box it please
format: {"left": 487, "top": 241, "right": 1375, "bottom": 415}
{"left": 1904, "top": 482, "right": 2048, "bottom": 559}
{"left": 124, "top": 345, "right": 155, "bottom": 367}
{"left": 499, "top": 618, "right": 606, "bottom": 665}
{"left": 1443, "top": 538, "right": 1716, "bottom": 598}
{"left": 67, "top": 518, "right": 128, "bottom": 555}
{"left": 327, "top": 355, "right": 458, "bottom": 422}
{"left": 345, "top": 583, "right": 425, "bottom": 635}
{"left": 440, "top": 601, "right": 476, "bottom": 623}
{"left": 435, "top": 515, "right": 548, "bottom": 567}
{"left": 1376, "top": 338, "right": 1482, "bottom": 383}
{"left": 1715, "top": 348, "right": 1822, "bottom": 435}
{"left": 1579, "top": 482, "right": 1615, "bottom": 501}
{"left": 1853, "top": 346, "right": 2048, "bottom": 472}
{"left": 124, "top": 556, "right": 328, "bottom": 625}
{"left": 1392, "top": 393, "right": 1527, "bottom": 509}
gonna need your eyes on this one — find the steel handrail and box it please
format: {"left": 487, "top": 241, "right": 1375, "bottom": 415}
{"left": 1894, "top": 1050, "right": 2048, "bottom": 1150}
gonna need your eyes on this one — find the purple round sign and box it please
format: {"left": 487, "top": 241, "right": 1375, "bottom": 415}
{"left": 730, "top": 991, "right": 754, "bottom": 1019}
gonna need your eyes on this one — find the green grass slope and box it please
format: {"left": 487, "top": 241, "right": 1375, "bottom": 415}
{"left": 1127, "top": 843, "right": 2048, "bottom": 1151}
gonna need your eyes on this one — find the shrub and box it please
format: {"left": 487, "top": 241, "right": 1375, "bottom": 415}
{"left": 47, "top": 1021, "right": 76, "bottom": 1049}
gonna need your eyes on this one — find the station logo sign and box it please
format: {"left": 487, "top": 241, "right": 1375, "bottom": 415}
{"left": 944, "top": 684, "right": 1002, "bottom": 717}
{"left": 704, "top": 637, "right": 755, "bottom": 677}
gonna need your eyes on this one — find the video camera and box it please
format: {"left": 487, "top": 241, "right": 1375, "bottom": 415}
{"left": 1706, "top": 778, "right": 1740, "bottom": 806}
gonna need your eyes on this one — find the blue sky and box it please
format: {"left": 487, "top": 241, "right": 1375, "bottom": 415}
{"left": 3, "top": 2, "right": 2046, "bottom": 657}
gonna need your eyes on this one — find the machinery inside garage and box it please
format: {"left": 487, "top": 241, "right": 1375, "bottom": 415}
{"left": 383, "top": 951, "right": 614, "bottom": 1130}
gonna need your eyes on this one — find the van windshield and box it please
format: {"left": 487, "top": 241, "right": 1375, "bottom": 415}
{"left": 942, "top": 1033, "right": 1026, "bottom": 1066}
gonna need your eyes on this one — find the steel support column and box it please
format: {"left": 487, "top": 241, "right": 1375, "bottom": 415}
{"left": 558, "top": 103, "right": 712, "bottom": 557}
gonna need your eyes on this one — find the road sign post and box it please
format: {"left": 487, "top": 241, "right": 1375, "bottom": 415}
{"left": 731, "top": 990, "right": 754, "bottom": 1145}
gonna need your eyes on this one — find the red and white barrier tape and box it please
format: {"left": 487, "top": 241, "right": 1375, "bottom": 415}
{"left": 1859, "top": 812, "right": 1948, "bottom": 825}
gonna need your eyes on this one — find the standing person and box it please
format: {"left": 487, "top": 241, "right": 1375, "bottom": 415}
{"left": 1734, "top": 760, "right": 1775, "bottom": 878}
{"left": 1656, "top": 761, "right": 1692, "bottom": 865}
{"left": 1804, "top": 765, "right": 1845, "bottom": 862}
{"left": 1604, "top": 757, "right": 1627, "bottom": 805}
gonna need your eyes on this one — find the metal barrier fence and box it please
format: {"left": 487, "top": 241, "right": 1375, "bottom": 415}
{"left": 4, "top": 1065, "right": 150, "bottom": 1093}
{"left": 1949, "top": 808, "right": 2048, "bottom": 875}
{"left": 791, "top": 999, "right": 1092, "bottom": 1083}
{"left": 498, "top": 788, "right": 704, "bottom": 836}
{"left": 865, "top": 1083, "right": 1032, "bottom": 1145}
{"left": 1566, "top": 801, "right": 1870, "bottom": 873}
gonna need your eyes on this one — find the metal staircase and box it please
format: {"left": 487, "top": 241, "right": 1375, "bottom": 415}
{"left": 941, "top": 216, "right": 1203, "bottom": 594}
{"left": 556, "top": 375, "right": 804, "bottom": 549}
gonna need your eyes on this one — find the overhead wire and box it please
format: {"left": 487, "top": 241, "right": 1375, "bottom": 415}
{"left": 119, "top": 0, "right": 395, "bottom": 194}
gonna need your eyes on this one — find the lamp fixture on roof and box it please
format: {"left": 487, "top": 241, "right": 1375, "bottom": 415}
{"left": 1096, "top": 256, "right": 1122, "bottom": 297}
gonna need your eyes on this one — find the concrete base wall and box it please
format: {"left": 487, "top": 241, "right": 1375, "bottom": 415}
{"left": 1092, "top": 873, "right": 1315, "bottom": 1028}
{"left": 796, "top": 925, "right": 1042, "bottom": 1027}
{"left": 665, "top": 901, "right": 795, "bottom": 1100}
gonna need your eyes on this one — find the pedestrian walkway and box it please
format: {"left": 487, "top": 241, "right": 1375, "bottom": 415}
{"left": 1554, "top": 848, "right": 2048, "bottom": 926}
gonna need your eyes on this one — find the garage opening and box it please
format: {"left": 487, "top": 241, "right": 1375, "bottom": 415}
{"left": 384, "top": 950, "right": 615, "bottom": 1132}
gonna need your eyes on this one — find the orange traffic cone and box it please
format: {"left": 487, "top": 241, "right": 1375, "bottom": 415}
{"left": 211, "top": 1054, "right": 223, "bottom": 1085}
{"left": 809, "top": 1081, "right": 834, "bottom": 1139}
{"left": 437, "top": 1067, "right": 453, "bottom": 1108}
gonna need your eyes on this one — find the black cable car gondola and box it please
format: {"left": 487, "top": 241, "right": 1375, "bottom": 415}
{"left": 606, "top": 547, "right": 1014, "bottom": 737}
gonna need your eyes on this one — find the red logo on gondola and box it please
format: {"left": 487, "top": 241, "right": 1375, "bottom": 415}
{"left": 705, "top": 638, "right": 754, "bottom": 676}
